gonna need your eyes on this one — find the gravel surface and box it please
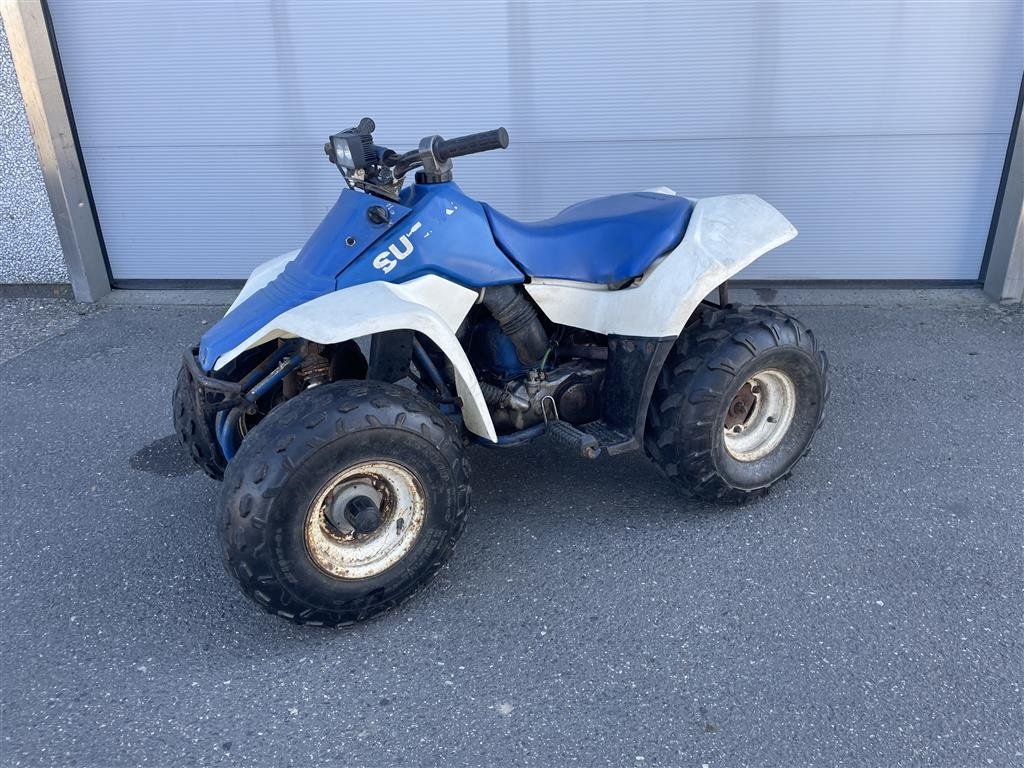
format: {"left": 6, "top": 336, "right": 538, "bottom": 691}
{"left": 1, "top": 16, "right": 69, "bottom": 284}
{"left": 0, "top": 296, "right": 1021, "bottom": 767}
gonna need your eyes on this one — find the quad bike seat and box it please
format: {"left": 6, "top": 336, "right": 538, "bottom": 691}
{"left": 484, "top": 191, "right": 694, "bottom": 285}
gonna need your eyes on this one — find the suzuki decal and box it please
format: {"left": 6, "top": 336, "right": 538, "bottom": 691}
{"left": 373, "top": 222, "right": 423, "bottom": 274}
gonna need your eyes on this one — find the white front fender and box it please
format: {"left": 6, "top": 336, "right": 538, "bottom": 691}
{"left": 226, "top": 249, "right": 300, "bottom": 314}
{"left": 214, "top": 275, "right": 497, "bottom": 442}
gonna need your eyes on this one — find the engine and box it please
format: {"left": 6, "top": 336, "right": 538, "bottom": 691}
{"left": 470, "top": 285, "right": 605, "bottom": 433}
{"left": 479, "top": 360, "right": 604, "bottom": 431}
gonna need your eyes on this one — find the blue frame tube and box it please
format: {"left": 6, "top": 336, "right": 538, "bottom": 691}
{"left": 237, "top": 340, "right": 300, "bottom": 391}
{"left": 473, "top": 422, "right": 547, "bottom": 448}
{"left": 411, "top": 338, "right": 452, "bottom": 399}
{"left": 216, "top": 353, "right": 304, "bottom": 461}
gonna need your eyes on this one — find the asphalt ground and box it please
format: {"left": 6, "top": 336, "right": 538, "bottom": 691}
{"left": 0, "top": 292, "right": 1021, "bottom": 767}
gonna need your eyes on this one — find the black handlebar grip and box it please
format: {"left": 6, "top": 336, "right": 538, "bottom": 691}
{"left": 357, "top": 117, "right": 375, "bottom": 133}
{"left": 436, "top": 128, "right": 509, "bottom": 162}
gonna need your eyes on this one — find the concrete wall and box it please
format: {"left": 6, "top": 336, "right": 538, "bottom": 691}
{"left": 0, "top": 15, "right": 67, "bottom": 284}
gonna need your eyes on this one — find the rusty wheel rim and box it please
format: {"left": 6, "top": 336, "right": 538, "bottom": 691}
{"left": 304, "top": 461, "right": 426, "bottom": 580}
{"left": 723, "top": 369, "right": 797, "bottom": 462}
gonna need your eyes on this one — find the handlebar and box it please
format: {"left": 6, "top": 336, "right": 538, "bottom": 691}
{"left": 326, "top": 119, "right": 509, "bottom": 196}
{"left": 435, "top": 128, "right": 509, "bottom": 162}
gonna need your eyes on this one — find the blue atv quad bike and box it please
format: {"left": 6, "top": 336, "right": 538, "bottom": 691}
{"left": 174, "top": 119, "right": 828, "bottom": 626}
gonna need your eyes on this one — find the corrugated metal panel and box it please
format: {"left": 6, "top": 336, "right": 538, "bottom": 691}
{"left": 47, "top": 0, "right": 1023, "bottom": 281}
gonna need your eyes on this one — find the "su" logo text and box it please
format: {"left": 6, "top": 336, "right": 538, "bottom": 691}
{"left": 373, "top": 222, "right": 423, "bottom": 274}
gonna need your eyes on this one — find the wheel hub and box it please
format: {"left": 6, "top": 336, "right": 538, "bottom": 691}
{"left": 304, "top": 461, "right": 426, "bottom": 580}
{"left": 327, "top": 494, "right": 382, "bottom": 535}
{"left": 723, "top": 369, "right": 797, "bottom": 462}
{"left": 724, "top": 382, "right": 757, "bottom": 430}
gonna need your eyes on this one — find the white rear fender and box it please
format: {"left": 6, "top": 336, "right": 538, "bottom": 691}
{"left": 213, "top": 275, "right": 498, "bottom": 442}
{"left": 525, "top": 194, "right": 797, "bottom": 338}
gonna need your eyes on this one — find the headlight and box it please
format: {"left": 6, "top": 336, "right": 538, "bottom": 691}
{"left": 331, "top": 136, "right": 356, "bottom": 170}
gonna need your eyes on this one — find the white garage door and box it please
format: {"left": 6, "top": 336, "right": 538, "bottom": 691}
{"left": 48, "top": 0, "right": 1023, "bottom": 282}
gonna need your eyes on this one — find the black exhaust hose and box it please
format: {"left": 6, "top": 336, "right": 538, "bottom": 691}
{"left": 481, "top": 285, "right": 548, "bottom": 367}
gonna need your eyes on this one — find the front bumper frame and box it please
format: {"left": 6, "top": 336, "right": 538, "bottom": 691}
{"left": 183, "top": 346, "right": 246, "bottom": 405}
{"left": 174, "top": 347, "right": 238, "bottom": 478}
{"left": 181, "top": 340, "right": 305, "bottom": 463}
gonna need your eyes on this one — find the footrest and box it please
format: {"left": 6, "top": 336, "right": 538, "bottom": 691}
{"left": 578, "top": 420, "right": 631, "bottom": 446}
{"left": 546, "top": 420, "right": 601, "bottom": 459}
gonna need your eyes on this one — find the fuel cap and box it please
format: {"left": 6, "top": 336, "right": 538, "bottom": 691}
{"left": 367, "top": 205, "right": 390, "bottom": 225}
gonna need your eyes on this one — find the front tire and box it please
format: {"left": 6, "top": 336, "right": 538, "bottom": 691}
{"left": 220, "top": 380, "right": 470, "bottom": 626}
{"left": 173, "top": 363, "right": 226, "bottom": 480}
{"left": 645, "top": 305, "right": 828, "bottom": 503}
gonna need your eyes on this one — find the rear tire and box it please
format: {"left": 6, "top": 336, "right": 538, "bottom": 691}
{"left": 645, "top": 305, "right": 828, "bottom": 503}
{"left": 220, "top": 380, "right": 470, "bottom": 626}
